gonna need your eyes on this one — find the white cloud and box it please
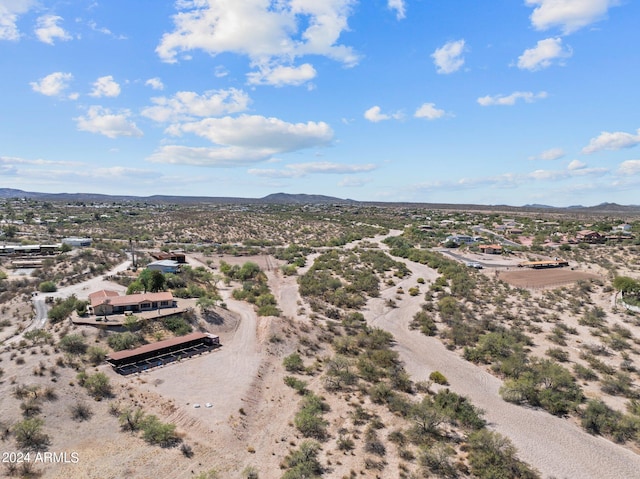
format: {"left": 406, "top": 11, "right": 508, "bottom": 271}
{"left": 249, "top": 161, "right": 376, "bottom": 178}
{"left": 526, "top": 0, "right": 618, "bottom": 34}
{"left": 90, "top": 76, "right": 121, "bottom": 98}
{"left": 529, "top": 147, "right": 565, "bottom": 161}
{"left": 618, "top": 160, "right": 640, "bottom": 175}
{"left": 150, "top": 114, "right": 333, "bottom": 167}
{"left": 388, "top": 0, "right": 406, "bottom": 20}
{"left": 142, "top": 88, "right": 250, "bottom": 123}
{"left": 34, "top": 15, "right": 72, "bottom": 45}
{"left": 75, "top": 106, "right": 143, "bottom": 139}
{"left": 477, "top": 91, "right": 548, "bottom": 106}
{"left": 431, "top": 39, "right": 465, "bottom": 74}
{"left": 247, "top": 63, "right": 317, "bottom": 87}
{"left": 517, "top": 37, "right": 572, "bottom": 71}
{"left": 567, "top": 159, "right": 586, "bottom": 170}
{"left": 364, "top": 106, "right": 402, "bottom": 122}
{"left": 582, "top": 129, "right": 640, "bottom": 153}
{"left": 156, "top": 0, "right": 359, "bottom": 84}
{"left": 145, "top": 77, "right": 164, "bottom": 91}
{"left": 0, "top": 0, "right": 36, "bottom": 41}
{"left": 30, "top": 72, "right": 74, "bottom": 97}
{"left": 339, "top": 176, "right": 370, "bottom": 187}
{"left": 414, "top": 103, "right": 445, "bottom": 120}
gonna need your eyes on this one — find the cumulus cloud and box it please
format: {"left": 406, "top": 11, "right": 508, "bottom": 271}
{"left": 75, "top": 106, "right": 143, "bottom": 139}
{"left": 30, "top": 72, "right": 74, "bottom": 97}
{"left": 145, "top": 77, "right": 164, "bottom": 90}
{"left": 582, "top": 129, "right": 640, "bottom": 154}
{"left": 150, "top": 114, "right": 333, "bottom": 167}
{"left": 156, "top": 0, "right": 359, "bottom": 84}
{"left": 477, "top": 91, "right": 548, "bottom": 106}
{"left": 90, "top": 76, "right": 121, "bottom": 98}
{"left": 414, "top": 161, "right": 608, "bottom": 193}
{"left": 34, "top": 15, "right": 71, "bottom": 45}
{"left": 618, "top": 160, "right": 640, "bottom": 175}
{"left": 141, "top": 88, "right": 250, "bottom": 123}
{"left": 246, "top": 63, "right": 317, "bottom": 87}
{"left": 364, "top": 106, "right": 402, "bottom": 122}
{"left": 517, "top": 37, "right": 572, "bottom": 71}
{"left": 0, "top": 0, "right": 36, "bottom": 41}
{"left": 414, "top": 103, "right": 445, "bottom": 120}
{"left": 339, "top": 176, "right": 370, "bottom": 187}
{"left": 388, "top": 0, "right": 406, "bottom": 20}
{"left": 526, "top": 0, "right": 618, "bottom": 34}
{"left": 567, "top": 159, "right": 586, "bottom": 170}
{"left": 249, "top": 161, "right": 376, "bottom": 178}
{"left": 529, "top": 148, "right": 565, "bottom": 161}
{"left": 431, "top": 39, "right": 465, "bottom": 74}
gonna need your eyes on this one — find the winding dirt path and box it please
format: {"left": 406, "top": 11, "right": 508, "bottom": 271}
{"left": 364, "top": 244, "right": 640, "bottom": 479}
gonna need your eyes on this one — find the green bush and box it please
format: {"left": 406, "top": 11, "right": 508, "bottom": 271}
{"left": 38, "top": 281, "right": 57, "bottom": 293}
{"left": 12, "top": 417, "right": 51, "bottom": 451}
{"left": 283, "top": 353, "right": 304, "bottom": 372}
{"left": 140, "top": 415, "right": 179, "bottom": 447}
{"left": 429, "top": 371, "right": 448, "bottom": 385}
{"left": 108, "top": 331, "right": 140, "bottom": 351}
{"left": 59, "top": 334, "right": 88, "bottom": 355}
{"left": 162, "top": 316, "right": 192, "bottom": 336}
{"left": 467, "top": 429, "right": 540, "bottom": 479}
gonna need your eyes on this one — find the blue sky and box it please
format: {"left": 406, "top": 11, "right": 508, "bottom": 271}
{"left": 1, "top": 0, "right": 639, "bottom": 206}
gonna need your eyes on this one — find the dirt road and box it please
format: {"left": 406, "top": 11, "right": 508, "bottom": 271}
{"left": 365, "top": 248, "right": 640, "bottom": 479}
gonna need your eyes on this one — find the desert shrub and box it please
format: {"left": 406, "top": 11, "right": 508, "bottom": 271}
{"left": 107, "top": 331, "right": 140, "bottom": 351}
{"left": 294, "top": 394, "right": 329, "bottom": 440}
{"left": 162, "top": 316, "right": 192, "bottom": 336}
{"left": 433, "top": 389, "right": 485, "bottom": 430}
{"left": 80, "top": 372, "right": 112, "bottom": 400}
{"left": 284, "top": 376, "right": 308, "bottom": 395}
{"left": 140, "top": 415, "right": 179, "bottom": 447}
{"left": 420, "top": 442, "right": 459, "bottom": 478}
{"left": 38, "top": 281, "right": 57, "bottom": 293}
{"left": 283, "top": 353, "right": 304, "bottom": 372}
{"left": 281, "top": 441, "right": 323, "bottom": 479}
{"left": 467, "top": 429, "right": 540, "bottom": 479}
{"left": 429, "top": 371, "right": 448, "bottom": 385}
{"left": 500, "top": 359, "right": 583, "bottom": 416}
{"left": 581, "top": 399, "right": 640, "bottom": 443}
{"left": 59, "top": 334, "right": 88, "bottom": 355}
{"left": 546, "top": 347, "right": 570, "bottom": 362}
{"left": 12, "top": 417, "right": 50, "bottom": 451}
{"left": 70, "top": 401, "right": 93, "bottom": 421}
{"left": 119, "top": 407, "right": 146, "bottom": 432}
{"left": 411, "top": 310, "right": 437, "bottom": 336}
{"left": 87, "top": 346, "right": 107, "bottom": 365}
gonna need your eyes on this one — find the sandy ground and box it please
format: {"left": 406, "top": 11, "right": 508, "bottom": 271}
{"left": 361, "top": 239, "right": 640, "bottom": 479}
{"left": 6, "top": 238, "right": 640, "bottom": 479}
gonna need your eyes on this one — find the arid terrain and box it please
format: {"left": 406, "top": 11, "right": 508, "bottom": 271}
{"left": 2, "top": 198, "right": 640, "bottom": 479}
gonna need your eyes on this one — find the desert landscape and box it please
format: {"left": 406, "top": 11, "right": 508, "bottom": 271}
{"left": 2, "top": 195, "right": 640, "bottom": 479}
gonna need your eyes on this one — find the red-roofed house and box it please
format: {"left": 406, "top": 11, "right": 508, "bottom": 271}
{"left": 89, "top": 290, "right": 176, "bottom": 316}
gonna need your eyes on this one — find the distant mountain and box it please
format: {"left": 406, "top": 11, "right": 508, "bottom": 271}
{"left": 260, "top": 193, "right": 353, "bottom": 204}
{"left": 0, "top": 188, "right": 352, "bottom": 205}
{"left": 0, "top": 188, "right": 638, "bottom": 212}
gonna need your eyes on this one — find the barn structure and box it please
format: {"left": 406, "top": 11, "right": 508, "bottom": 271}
{"left": 106, "top": 332, "right": 220, "bottom": 375}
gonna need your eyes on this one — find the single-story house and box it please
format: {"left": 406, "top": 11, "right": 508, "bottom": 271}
{"left": 89, "top": 290, "right": 176, "bottom": 316}
{"left": 576, "top": 230, "right": 605, "bottom": 244}
{"left": 146, "top": 260, "right": 180, "bottom": 274}
{"left": 479, "top": 244, "right": 503, "bottom": 254}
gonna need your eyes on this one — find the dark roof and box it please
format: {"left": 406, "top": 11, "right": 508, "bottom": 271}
{"left": 107, "top": 332, "right": 211, "bottom": 362}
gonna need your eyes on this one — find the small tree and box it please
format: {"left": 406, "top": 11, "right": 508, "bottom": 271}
{"left": 59, "top": 334, "right": 88, "bottom": 355}
{"left": 13, "top": 417, "right": 50, "bottom": 451}
{"left": 39, "top": 281, "right": 57, "bottom": 293}
{"left": 82, "top": 372, "right": 112, "bottom": 400}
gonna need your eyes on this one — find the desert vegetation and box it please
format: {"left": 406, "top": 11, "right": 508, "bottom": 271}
{"left": 1, "top": 196, "right": 640, "bottom": 478}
